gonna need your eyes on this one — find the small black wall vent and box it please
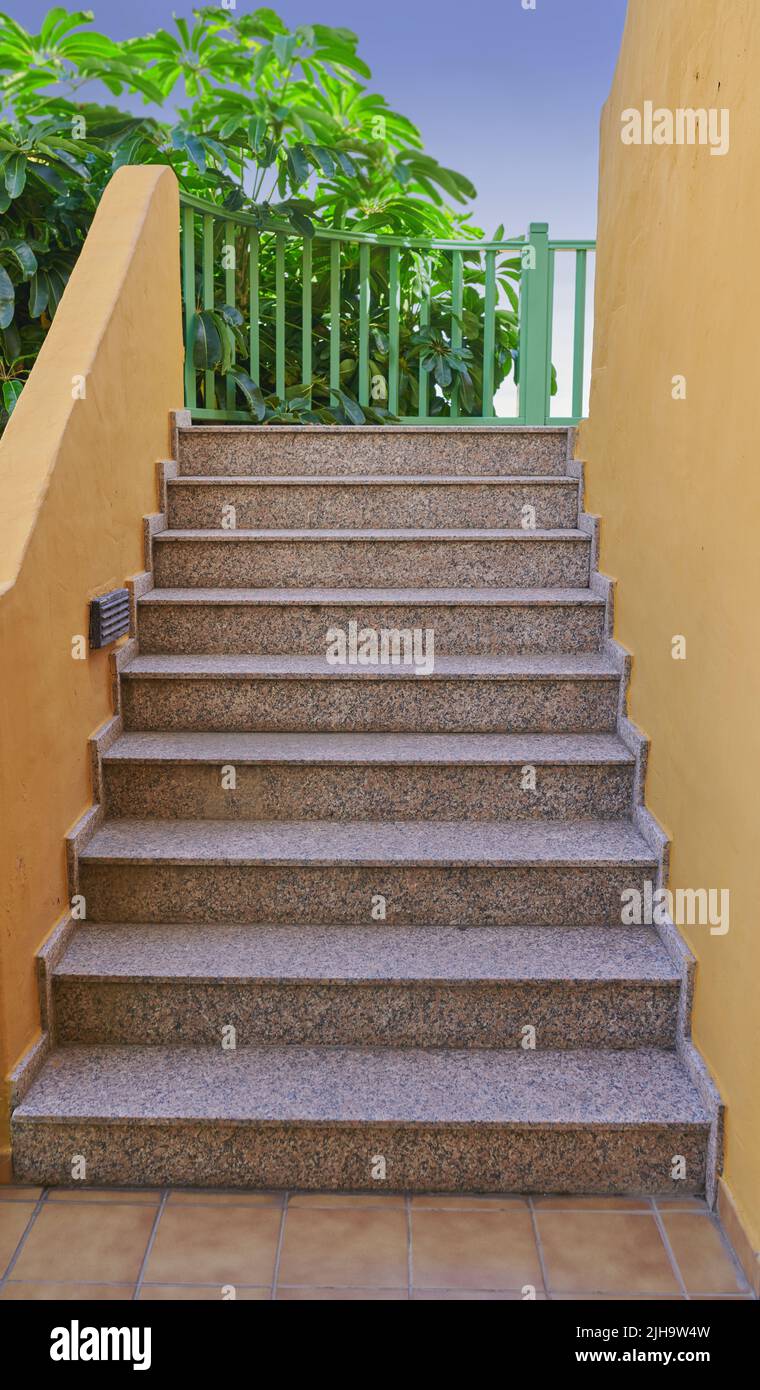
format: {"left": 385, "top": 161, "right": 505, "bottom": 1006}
{"left": 89, "top": 588, "right": 130, "bottom": 649}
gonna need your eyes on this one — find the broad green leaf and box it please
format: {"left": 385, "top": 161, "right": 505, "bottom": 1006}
{"left": 0, "top": 266, "right": 15, "bottom": 329}
{"left": 191, "top": 310, "right": 222, "bottom": 370}
{"left": 2, "top": 378, "right": 23, "bottom": 414}
{"left": 1, "top": 239, "right": 37, "bottom": 280}
{"left": 27, "top": 271, "right": 48, "bottom": 318}
{"left": 4, "top": 153, "right": 27, "bottom": 198}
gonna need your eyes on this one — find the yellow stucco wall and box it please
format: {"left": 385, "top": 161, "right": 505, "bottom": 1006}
{"left": 579, "top": 0, "right": 760, "bottom": 1249}
{"left": 0, "top": 166, "right": 183, "bottom": 1176}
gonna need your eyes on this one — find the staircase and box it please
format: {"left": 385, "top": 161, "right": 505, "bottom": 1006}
{"left": 12, "top": 424, "right": 714, "bottom": 1195}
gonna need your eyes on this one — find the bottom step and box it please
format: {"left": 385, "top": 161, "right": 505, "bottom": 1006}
{"left": 12, "top": 1046, "right": 709, "bottom": 1194}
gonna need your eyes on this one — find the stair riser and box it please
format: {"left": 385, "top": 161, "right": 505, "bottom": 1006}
{"left": 167, "top": 481, "right": 579, "bottom": 531}
{"left": 137, "top": 600, "right": 605, "bottom": 657}
{"left": 78, "top": 863, "right": 655, "bottom": 927}
{"left": 177, "top": 428, "right": 569, "bottom": 478}
{"left": 53, "top": 979, "right": 679, "bottom": 1049}
{"left": 152, "top": 538, "right": 591, "bottom": 589}
{"left": 102, "top": 760, "right": 634, "bottom": 821}
{"left": 121, "top": 676, "right": 620, "bottom": 735}
{"left": 11, "top": 1119, "right": 708, "bottom": 1194}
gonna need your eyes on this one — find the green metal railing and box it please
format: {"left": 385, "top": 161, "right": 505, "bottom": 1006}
{"left": 180, "top": 191, "right": 595, "bottom": 426}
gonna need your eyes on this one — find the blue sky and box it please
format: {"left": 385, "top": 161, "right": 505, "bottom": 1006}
{"left": 6, "top": 0, "right": 628, "bottom": 238}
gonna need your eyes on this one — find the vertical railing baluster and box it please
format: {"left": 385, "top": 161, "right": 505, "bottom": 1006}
{"left": 545, "top": 247, "right": 556, "bottom": 422}
{"left": 302, "top": 237, "right": 312, "bottom": 392}
{"left": 275, "top": 233, "right": 286, "bottom": 401}
{"left": 330, "top": 240, "right": 341, "bottom": 404}
{"left": 417, "top": 258, "right": 430, "bottom": 421}
{"left": 388, "top": 245, "right": 400, "bottom": 416}
{"left": 224, "top": 218, "right": 236, "bottom": 411}
{"left": 249, "top": 232, "right": 260, "bottom": 384}
{"left": 450, "top": 250, "right": 463, "bottom": 419}
{"left": 358, "top": 241, "right": 370, "bottom": 408}
{"left": 482, "top": 249, "right": 497, "bottom": 417}
{"left": 182, "top": 205, "right": 196, "bottom": 411}
{"left": 572, "top": 248, "right": 587, "bottom": 423}
{"left": 202, "top": 213, "right": 214, "bottom": 409}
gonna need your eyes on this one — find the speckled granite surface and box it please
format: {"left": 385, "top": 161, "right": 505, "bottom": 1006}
{"left": 14, "top": 1045, "right": 707, "bottom": 1124}
{"left": 102, "top": 731, "right": 635, "bottom": 821}
{"left": 177, "top": 425, "right": 571, "bottom": 478}
{"left": 53, "top": 923, "right": 680, "bottom": 1048}
{"left": 80, "top": 816, "right": 655, "bottom": 866}
{"left": 137, "top": 586, "right": 606, "bottom": 656}
{"left": 11, "top": 424, "right": 718, "bottom": 1197}
{"left": 12, "top": 1046, "right": 709, "bottom": 1190}
{"left": 120, "top": 654, "right": 620, "bottom": 735}
{"left": 53, "top": 922, "right": 680, "bottom": 982}
{"left": 152, "top": 530, "right": 591, "bottom": 591}
{"left": 167, "top": 476, "right": 579, "bottom": 530}
{"left": 80, "top": 863, "right": 654, "bottom": 927}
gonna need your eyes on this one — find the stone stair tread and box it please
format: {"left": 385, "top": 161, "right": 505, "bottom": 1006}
{"left": 54, "top": 922, "right": 678, "bottom": 984}
{"left": 80, "top": 817, "right": 655, "bottom": 866}
{"left": 156, "top": 526, "right": 588, "bottom": 542}
{"left": 14, "top": 1045, "right": 708, "bottom": 1126}
{"left": 122, "top": 651, "right": 619, "bottom": 679}
{"left": 104, "top": 730, "right": 634, "bottom": 766}
{"left": 138, "top": 585, "right": 604, "bottom": 606}
{"left": 169, "top": 474, "right": 576, "bottom": 487}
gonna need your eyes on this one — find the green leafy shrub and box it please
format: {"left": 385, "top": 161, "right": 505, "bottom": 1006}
{"left": 0, "top": 6, "right": 522, "bottom": 426}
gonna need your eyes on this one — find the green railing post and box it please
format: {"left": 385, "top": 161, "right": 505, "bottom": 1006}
{"left": 519, "top": 221, "right": 551, "bottom": 426}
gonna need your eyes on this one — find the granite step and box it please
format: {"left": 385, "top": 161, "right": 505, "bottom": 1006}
{"left": 12, "top": 1044, "right": 710, "bottom": 1192}
{"left": 137, "top": 586, "right": 607, "bottom": 656}
{"left": 176, "top": 424, "right": 570, "bottom": 478}
{"left": 101, "top": 731, "right": 635, "bottom": 821}
{"left": 152, "top": 528, "right": 591, "bottom": 590}
{"left": 78, "top": 818, "right": 657, "bottom": 926}
{"left": 166, "top": 475, "right": 580, "bottom": 531}
{"left": 52, "top": 922, "right": 680, "bottom": 1049}
{"left": 120, "top": 653, "right": 621, "bottom": 734}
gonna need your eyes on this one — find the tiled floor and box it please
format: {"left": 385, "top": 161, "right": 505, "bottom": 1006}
{"left": 0, "top": 1187, "right": 753, "bottom": 1301}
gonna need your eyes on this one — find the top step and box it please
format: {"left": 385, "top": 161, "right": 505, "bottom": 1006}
{"left": 177, "top": 425, "right": 570, "bottom": 478}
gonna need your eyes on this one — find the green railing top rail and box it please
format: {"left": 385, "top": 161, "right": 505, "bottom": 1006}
{"left": 179, "top": 193, "right": 596, "bottom": 427}
{"left": 179, "top": 192, "right": 595, "bottom": 253}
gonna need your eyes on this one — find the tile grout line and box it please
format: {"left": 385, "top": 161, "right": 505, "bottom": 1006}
{"left": 270, "top": 1191, "right": 289, "bottom": 1301}
{"left": 0, "top": 1188, "right": 49, "bottom": 1292}
{"left": 527, "top": 1196, "right": 551, "bottom": 1300}
{"left": 132, "top": 1189, "right": 169, "bottom": 1302}
{"left": 650, "top": 1198, "right": 690, "bottom": 1300}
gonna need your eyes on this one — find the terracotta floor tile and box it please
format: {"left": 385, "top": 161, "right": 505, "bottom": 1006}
{"left": 167, "top": 1190, "right": 283, "bottom": 1208}
{"left": 0, "top": 1202, "right": 36, "bottom": 1274}
{"left": 534, "top": 1196, "right": 651, "bottom": 1211}
{"left": 0, "top": 1186, "right": 42, "bottom": 1203}
{"left": 1, "top": 1281, "right": 134, "bottom": 1301}
{"left": 412, "top": 1209, "right": 542, "bottom": 1290}
{"left": 48, "top": 1188, "right": 161, "bottom": 1204}
{"left": 412, "top": 1195, "right": 527, "bottom": 1210}
{"left": 278, "top": 1207, "right": 408, "bottom": 1288}
{"left": 139, "top": 1284, "right": 270, "bottom": 1300}
{"left": 537, "top": 1211, "right": 680, "bottom": 1295}
{"left": 143, "top": 1205, "right": 281, "bottom": 1286}
{"left": 661, "top": 1214, "right": 746, "bottom": 1295}
{"left": 288, "top": 1192, "right": 405, "bottom": 1209}
{"left": 277, "top": 1286, "right": 407, "bottom": 1300}
{"left": 11, "top": 1203, "right": 155, "bottom": 1284}
{"left": 413, "top": 1287, "right": 547, "bottom": 1300}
